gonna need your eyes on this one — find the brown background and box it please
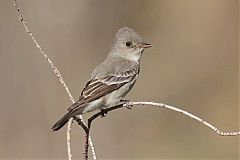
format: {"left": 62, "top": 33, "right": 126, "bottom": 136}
{"left": 0, "top": 0, "right": 239, "bottom": 159}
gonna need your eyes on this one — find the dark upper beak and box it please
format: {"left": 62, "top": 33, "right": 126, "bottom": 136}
{"left": 139, "top": 42, "right": 152, "bottom": 48}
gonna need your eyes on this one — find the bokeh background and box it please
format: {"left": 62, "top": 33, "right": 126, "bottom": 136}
{"left": 0, "top": 0, "right": 239, "bottom": 159}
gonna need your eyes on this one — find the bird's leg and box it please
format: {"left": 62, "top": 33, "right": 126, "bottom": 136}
{"left": 100, "top": 108, "right": 108, "bottom": 118}
{"left": 121, "top": 100, "right": 133, "bottom": 109}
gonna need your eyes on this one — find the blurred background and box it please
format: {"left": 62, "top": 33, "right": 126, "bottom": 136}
{"left": 0, "top": 0, "right": 239, "bottom": 159}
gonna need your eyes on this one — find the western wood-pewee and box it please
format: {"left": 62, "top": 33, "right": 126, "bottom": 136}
{"left": 52, "top": 27, "right": 152, "bottom": 131}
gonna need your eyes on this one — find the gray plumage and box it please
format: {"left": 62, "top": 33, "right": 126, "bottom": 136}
{"left": 52, "top": 27, "right": 152, "bottom": 131}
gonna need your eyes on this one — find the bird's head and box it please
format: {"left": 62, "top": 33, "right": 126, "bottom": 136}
{"left": 110, "top": 27, "right": 152, "bottom": 63}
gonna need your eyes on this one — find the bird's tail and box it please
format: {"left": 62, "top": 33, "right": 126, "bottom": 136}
{"left": 51, "top": 103, "right": 84, "bottom": 132}
{"left": 51, "top": 111, "right": 74, "bottom": 132}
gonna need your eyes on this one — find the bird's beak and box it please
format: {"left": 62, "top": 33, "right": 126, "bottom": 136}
{"left": 139, "top": 42, "right": 152, "bottom": 48}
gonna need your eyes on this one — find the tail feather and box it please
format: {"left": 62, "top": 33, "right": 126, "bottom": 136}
{"left": 51, "top": 111, "right": 75, "bottom": 132}
{"left": 52, "top": 103, "right": 85, "bottom": 132}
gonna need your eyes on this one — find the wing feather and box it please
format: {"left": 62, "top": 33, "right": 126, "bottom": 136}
{"left": 67, "top": 67, "right": 138, "bottom": 111}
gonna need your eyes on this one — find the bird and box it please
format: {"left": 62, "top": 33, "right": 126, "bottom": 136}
{"left": 51, "top": 27, "right": 152, "bottom": 131}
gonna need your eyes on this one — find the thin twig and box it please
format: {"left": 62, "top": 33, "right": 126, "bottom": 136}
{"left": 75, "top": 101, "right": 239, "bottom": 159}
{"left": 13, "top": 1, "right": 97, "bottom": 159}
{"left": 126, "top": 101, "right": 240, "bottom": 136}
{"left": 75, "top": 105, "right": 124, "bottom": 160}
{"left": 67, "top": 119, "right": 73, "bottom": 160}
{"left": 84, "top": 132, "right": 90, "bottom": 160}
{"left": 74, "top": 117, "right": 90, "bottom": 160}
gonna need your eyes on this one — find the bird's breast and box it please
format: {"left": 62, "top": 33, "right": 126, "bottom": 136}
{"left": 105, "top": 77, "right": 137, "bottom": 107}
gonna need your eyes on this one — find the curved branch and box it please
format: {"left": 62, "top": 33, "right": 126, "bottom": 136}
{"left": 126, "top": 101, "right": 240, "bottom": 136}
{"left": 76, "top": 101, "right": 239, "bottom": 159}
{"left": 13, "top": 1, "right": 97, "bottom": 159}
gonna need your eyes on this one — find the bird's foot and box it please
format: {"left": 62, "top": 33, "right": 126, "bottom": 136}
{"left": 100, "top": 109, "right": 107, "bottom": 118}
{"left": 122, "top": 100, "right": 133, "bottom": 109}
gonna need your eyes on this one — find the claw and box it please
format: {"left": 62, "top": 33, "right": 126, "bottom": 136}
{"left": 100, "top": 109, "right": 107, "bottom": 118}
{"left": 124, "top": 101, "right": 133, "bottom": 109}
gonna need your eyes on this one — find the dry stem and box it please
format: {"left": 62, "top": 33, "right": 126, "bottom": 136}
{"left": 13, "top": 0, "right": 97, "bottom": 159}
{"left": 75, "top": 101, "right": 240, "bottom": 159}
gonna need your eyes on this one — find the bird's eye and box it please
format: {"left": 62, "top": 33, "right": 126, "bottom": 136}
{"left": 126, "top": 41, "right": 132, "bottom": 47}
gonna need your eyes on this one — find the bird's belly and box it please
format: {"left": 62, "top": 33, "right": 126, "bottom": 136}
{"left": 82, "top": 78, "right": 137, "bottom": 113}
{"left": 82, "top": 98, "right": 104, "bottom": 113}
{"left": 82, "top": 87, "right": 126, "bottom": 113}
{"left": 105, "top": 80, "right": 136, "bottom": 107}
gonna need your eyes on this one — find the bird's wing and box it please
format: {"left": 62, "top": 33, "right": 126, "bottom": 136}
{"left": 67, "top": 67, "right": 138, "bottom": 111}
